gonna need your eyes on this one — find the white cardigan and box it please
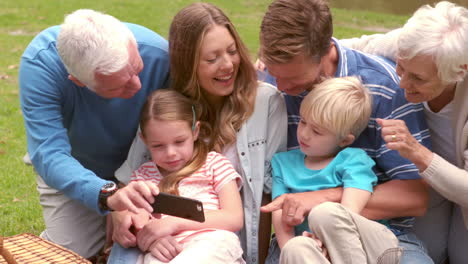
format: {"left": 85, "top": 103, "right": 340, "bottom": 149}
{"left": 342, "top": 31, "right": 468, "bottom": 228}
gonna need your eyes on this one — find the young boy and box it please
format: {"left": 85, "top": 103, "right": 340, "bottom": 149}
{"left": 272, "top": 76, "right": 399, "bottom": 263}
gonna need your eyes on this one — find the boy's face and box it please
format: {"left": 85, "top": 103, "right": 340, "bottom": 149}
{"left": 297, "top": 116, "right": 341, "bottom": 159}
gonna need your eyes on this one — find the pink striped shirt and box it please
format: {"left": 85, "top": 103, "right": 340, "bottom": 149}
{"left": 131, "top": 151, "right": 242, "bottom": 242}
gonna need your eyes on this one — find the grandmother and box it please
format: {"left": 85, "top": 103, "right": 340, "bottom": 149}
{"left": 343, "top": 2, "right": 467, "bottom": 263}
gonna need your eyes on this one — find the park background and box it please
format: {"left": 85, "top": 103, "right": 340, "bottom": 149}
{"left": 0, "top": 0, "right": 465, "bottom": 237}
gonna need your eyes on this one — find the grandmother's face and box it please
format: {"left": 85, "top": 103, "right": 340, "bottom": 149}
{"left": 396, "top": 54, "right": 452, "bottom": 103}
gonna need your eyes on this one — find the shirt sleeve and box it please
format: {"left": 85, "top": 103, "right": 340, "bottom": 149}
{"left": 130, "top": 162, "right": 161, "bottom": 184}
{"left": 19, "top": 52, "right": 108, "bottom": 214}
{"left": 210, "top": 152, "right": 243, "bottom": 193}
{"left": 339, "top": 148, "right": 377, "bottom": 192}
{"left": 271, "top": 154, "right": 289, "bottom": 199}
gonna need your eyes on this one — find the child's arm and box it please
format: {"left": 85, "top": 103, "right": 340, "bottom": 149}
{"left": 272, "top": 209, "right": 295, "bottom": 248}
{"left": 148, "top": 235, "right": 183, "bottom": 262}
{"left": 341, "top": 187, "right": 372, "bottom": 214}
{"left": 137, "top": 180, "right": 243, "bottom": 251}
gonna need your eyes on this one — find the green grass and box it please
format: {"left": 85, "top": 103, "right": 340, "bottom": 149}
{"left": 0, "top": 0, "right": 408, "bottom": 237}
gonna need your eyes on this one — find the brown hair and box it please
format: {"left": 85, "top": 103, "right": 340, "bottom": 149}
{"left": 140, "top": 89, "right": 210, "bottom": 195}
{"left": 259, "top": 0, "right": 333, "bottom": 64}
{"left": 169, "top": 2, "right": 257, "bottom": 152}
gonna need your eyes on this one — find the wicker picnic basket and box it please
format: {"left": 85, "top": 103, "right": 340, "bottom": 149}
{"left": 0, "top": 233, "right": 91, "bottom": 264}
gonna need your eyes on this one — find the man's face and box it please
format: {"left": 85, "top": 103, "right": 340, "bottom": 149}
{"left": 265, "top": 55, "right": 323, "bottom": 96}
{"left": 92, "top": 42, "right": 144, "bottom": 99}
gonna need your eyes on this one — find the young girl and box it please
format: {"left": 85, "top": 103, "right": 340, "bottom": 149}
{"left": 132, "top": 89, "right": 245, "bottom": 264}
{"left": 269, "top": 77, "right": 400, "bottom": 263}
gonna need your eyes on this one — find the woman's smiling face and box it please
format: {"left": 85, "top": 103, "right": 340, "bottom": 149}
{"left": 197, "top": 25, "right": 240, "bottom": 104}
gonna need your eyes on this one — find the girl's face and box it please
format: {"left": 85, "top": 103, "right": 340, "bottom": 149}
{"left": 197, "top": 25, "right": 240, "bottom": 104}
{"left": 297, "top": 117, "right": 344, "bottom": 159}
{"left": 142, "top": 119, "right": 199, "bottom": 175}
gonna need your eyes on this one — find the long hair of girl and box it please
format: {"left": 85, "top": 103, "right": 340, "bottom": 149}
{"left": 140, "top": 89, "right": 210, "bottom": 195}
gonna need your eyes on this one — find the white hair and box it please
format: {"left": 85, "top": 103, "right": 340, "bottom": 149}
{"left": 56, "top": 9, "right": 136, "bottom": 88}
{"left": 397, "top": 1, "right": 468, "bottom": 84}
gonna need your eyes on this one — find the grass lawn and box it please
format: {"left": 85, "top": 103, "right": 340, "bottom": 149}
{"left": 0, "top": 0, "right": 409, "bottom": 237}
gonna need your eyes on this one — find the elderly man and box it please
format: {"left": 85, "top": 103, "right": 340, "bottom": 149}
{"left": 19, "top": 9, "right": 168, "bottom": 258}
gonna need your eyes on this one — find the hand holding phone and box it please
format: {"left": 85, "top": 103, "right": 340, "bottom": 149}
{"left": 152, "top": 192, "right": 205, "bottom": 222}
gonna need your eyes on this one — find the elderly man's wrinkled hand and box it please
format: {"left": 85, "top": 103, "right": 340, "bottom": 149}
{"left": 108, "top": 181, "right": 159, "bottom": 214}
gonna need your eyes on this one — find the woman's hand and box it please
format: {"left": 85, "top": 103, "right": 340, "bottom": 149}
{"left": 108, "top": 181, "right": 159, "bottom": 214}
{"left": 377, "top": 118, "right": 433, "bottom": 171}
{"left": 148, "top": 235, "right": 183, "bottom": 262}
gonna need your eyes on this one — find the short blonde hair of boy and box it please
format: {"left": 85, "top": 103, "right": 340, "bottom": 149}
{"left": 300, "top": 76, "right": 372, "bottom": 140}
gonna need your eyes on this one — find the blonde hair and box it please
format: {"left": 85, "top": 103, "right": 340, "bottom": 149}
{"left": 259, "top": 0, "right": 333, "bottom": 64}
{"left": 300, "top": 76, "right": 372, "bottom": 140}
{"left": 398, "top": 1, "right": 468, "bottom": 84}
{"left": 169, "top": 2, "right": 257, "bottom": 152}
{"left": 140, "top": 89, "right": 209, "bottom": 195}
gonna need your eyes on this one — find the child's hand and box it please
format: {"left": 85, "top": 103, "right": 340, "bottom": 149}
{"left": 302, "top": 232, "right": 329, "bottom": 260}
{"left": 137, "top": 217, "right": 180, "bottom": 251}
{"left": 148, "top": 235, "right": 183, "bottom": 262}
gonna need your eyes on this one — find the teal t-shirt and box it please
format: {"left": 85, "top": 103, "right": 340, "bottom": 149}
{"left": 272, "top": 147, "right": 377, "bottom": 235}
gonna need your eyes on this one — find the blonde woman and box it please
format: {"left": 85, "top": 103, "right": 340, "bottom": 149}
{"left": 109, "top": 3, "right": 287, "bottom": 264}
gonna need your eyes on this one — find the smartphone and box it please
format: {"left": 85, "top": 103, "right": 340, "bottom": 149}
{"left": 152, "top": 192, "right": 205, "bottom": 222}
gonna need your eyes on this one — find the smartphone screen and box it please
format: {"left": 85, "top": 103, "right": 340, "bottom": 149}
{"left": 152, "top": 192, "right": 205, "bottom": 222}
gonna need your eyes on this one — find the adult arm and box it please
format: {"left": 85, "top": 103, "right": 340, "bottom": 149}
{"left": 262, "top": 178, "right": 427, "bottom": 226}
{"left": 19, "top": 54, "right": 109, "bottom": 213}
{"left": 339, "top": 28, "right": 401, "bottom": 61}
{"left": 422, "top": 154, "right": 468, "bottom": 208}
{"left": 378, "top": 118, "right": 468, "bottom": 207}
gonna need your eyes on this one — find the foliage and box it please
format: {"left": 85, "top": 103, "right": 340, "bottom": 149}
{"left": 0, "top": 0, "right": 408, "bottom": 236}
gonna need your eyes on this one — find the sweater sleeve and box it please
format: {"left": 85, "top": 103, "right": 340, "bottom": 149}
{"left": 421, "top": 153, "right": 468, "bottom": 208}
{"left": 19, "top": 51, "right": 108, "bottom": 214}
{"left": 339, "top": 28, "right": 401, "bottom": 61}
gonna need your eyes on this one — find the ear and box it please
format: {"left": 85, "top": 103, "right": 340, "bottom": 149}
{"left": 192, "top": 121, "right": 200, "bottom": 140}
{"left": 68, "top": 75, "right": 86, "bottom": 87}
{"left": 338, "top": 133, "right": 355, "bottom": 148}
{"left": 139, "top": 131, "right": 147, "bottom": 145}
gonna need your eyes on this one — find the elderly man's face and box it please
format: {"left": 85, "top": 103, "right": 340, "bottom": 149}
{"left": 396, "top": 54, "right": 453, "bottom": 104}
{"left": 93, "top": 42, "right": 144, "bottom": 99}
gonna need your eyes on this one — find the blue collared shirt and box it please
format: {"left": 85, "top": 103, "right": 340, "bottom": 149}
{"left": 262, "top": 38, "right": 431, "bottom": 235}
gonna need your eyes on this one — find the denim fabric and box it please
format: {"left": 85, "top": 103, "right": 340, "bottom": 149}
{"left": 107, "top": 243, "right": 141, "bottom": 264}
{"left": 398, "top": 232, "right": 434, "bottom": 264}
{"left": 265, "top": 235, "right": 280, "bottom": 264}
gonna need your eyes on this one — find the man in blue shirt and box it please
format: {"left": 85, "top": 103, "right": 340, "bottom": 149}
{"left": 19, "top": 9, "right": 168, "bottom": 258}
{"left": 258, "top": 0, "right": 433, "bottom": 263}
